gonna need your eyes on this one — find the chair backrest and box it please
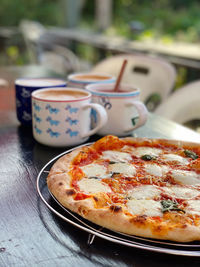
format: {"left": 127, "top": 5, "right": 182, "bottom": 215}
{"left": 19, "top": 20, "right": 46, "bottom": 63}
{"left": 91, "top": 54, "right": 176, "bottom": 110}
{"left": 154, "top": 80, "right": 200, "bottom": 125}
{"left": 38, "top": 44, "right": 81, "bottom": 75}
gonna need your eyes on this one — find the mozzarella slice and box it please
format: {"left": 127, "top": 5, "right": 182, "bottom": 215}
{"left": 186, "top": 200, "right": 200, "bottom": 216}
{"left": 101, "top": 150, "right": 132, "bottom": 162}
{"left": 127, "top": 199, "right": 163, "bottom": 217}
{"left": 130, "top": 147, "right": 162, "bottom": 158}
{"left": 109, "top": 162, "right": 136, "bottom": 177}
{"left": 145, "top": 164, "right": 169, "bottom": 177}
{"left": 128, "top": 185, "right": 161, "bottom": 199}
{"left": 171, "top": 170, "right": 200, "bottom": 185}
{"left": 162, "top": 154, "right": 188, "bottom": 165}
{"left": 80, "top": 163, "right": 107, "bottom": 178}
{"left": 163, "top": 186, "right": 200, "bottom": 199}
{"left": 78, "top": 178, "right": 111, "bottom": 194}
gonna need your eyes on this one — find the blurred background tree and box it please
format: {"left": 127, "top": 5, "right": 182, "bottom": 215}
{"left": 0, "top": 0, "right": 62, "bottom": 26}
{"left": 1, "top": 0, "right": 200, "bottom": 67}
{"left": 0, "top": 0, "right": 200, "bottom": 43}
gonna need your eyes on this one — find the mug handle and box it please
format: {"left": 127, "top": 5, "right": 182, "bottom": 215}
{"left": 124, "top": 100, "right": 148, "bottom": 132}
{"left": 81, "top": 103, "right": 108, "bottom": 138}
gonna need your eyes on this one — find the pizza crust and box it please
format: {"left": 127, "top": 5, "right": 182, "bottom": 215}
{"left": 47, "top": 136, "right": 200, "bottom": 242}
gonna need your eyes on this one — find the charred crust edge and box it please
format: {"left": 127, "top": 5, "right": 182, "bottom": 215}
{"left": 66, "top": 189, "right": 76, "bottom": 196}
{"left": 110, "top": 205, "right": 122, "bottom": 212}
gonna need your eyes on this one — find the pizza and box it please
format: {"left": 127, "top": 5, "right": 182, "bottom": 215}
{"left": 47, "top": 135, "right": 200, "bottom": 242}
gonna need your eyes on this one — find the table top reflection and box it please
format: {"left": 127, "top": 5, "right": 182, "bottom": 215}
{"left": 1, "top": 66, "right": 200, "bottom": 266}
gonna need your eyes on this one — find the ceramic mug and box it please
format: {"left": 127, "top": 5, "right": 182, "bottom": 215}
{"left": 15, "top": 77, "right": 67, "bottom": 125}
{"left": 31, "top": 87, "right": 108, "bottom": 147}
{"left": 67, "top": 72, "right": 116, "bottom": 89}
{"left": 86, "top": 83, "right": 148, "bottom": 136}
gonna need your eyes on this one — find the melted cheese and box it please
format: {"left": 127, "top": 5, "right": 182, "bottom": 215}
{"left": 128, "top": 185, "right": 160, "bottom": 199}
{"left": 145, "top": 164, "right": 169, "bottom": 177}
{"left": 101, "top": 150, "right": 132, "bottom": 162}
{"left": 78, "top": 178, "right": 111, "bottom": 194}
{"left": 80, "top": 163, "right": 107, "bottom": 178}
{"left": 163, "top": 186, "right": 200, "bottom": 199}
{"left": 130, "top": 147, "right": 162, "bottom": 158}
{"left": 171, "top": 170, "right": 200, "bottom": 185}
{"left": 162, "top": 154, "right": 188, "bottom": 165}
{"left": 108, "top": 162, "right": 136, "bottom": 177}
{"left": 186, "top": 200, "right": 200, "bottom": 216}
{"left": 127, "top": 199, "right": 163, "bottom": 217}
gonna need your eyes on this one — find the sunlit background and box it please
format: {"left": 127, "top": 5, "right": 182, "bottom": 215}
{"left": 1, "top": 0, "right": 200, "bottom": 69}
{"left": 1, "top": 0, "right": 200, "bottom": 131}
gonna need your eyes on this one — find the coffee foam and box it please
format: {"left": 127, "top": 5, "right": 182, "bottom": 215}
{"left": 34, "top": 89, "right": 88, "bottom": 101}
{"left": 71, "top": 74, "right": 112, "bottom": 81}
{"left": 16, "top": 78, "right": 66, "bottom": 87}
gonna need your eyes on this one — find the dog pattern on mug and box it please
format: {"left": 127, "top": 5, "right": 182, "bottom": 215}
{"left": 33, "top": 102, "right": 80, "bottom": 139}
{"left": 33, "top": 102, "right": 41, "bottom": 112}
{"left": 65, "top": 104, "right": 79, "bottom": 113}
{"left": 46, "top": 116, "right": 60, "bottom": 126}
{"left": 46, "top": 104, "right": 60, "bottom": 114}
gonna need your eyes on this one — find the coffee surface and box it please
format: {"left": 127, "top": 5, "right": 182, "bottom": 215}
{"left": 16, "top": 78, "right": 66, "bottom": 87}
{"left": 34, "top": 89, "right": 88, "bottom": 101}
{"left": 73, "top": 74, "right": 111, "bottom": 81}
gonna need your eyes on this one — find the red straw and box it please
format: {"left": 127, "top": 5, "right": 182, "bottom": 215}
{"left": 113, "top": 59, "right": 128, "bottom": 92}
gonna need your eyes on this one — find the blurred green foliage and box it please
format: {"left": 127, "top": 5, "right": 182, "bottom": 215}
{"left": 1, "top": 0, "right": 200, "bottom": 71}
{"left": 0, "top": 0, "right": 62, "bottom": 26}
{"left": 1, "top": 0, "right": 200, "bottom": 43}
{"left": 110, "top": 0, "right": 200, "bottom": 43}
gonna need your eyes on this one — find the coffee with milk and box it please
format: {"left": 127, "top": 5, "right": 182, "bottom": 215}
{"left": 34, "top": 89, "right": 88, "bottom": 101}
{"left": 16, "top": 78, "right": 66, "bottom": 87}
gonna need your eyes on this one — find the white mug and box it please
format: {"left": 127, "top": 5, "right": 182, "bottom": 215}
{"left": 67, "top": 72, "right": 116, "bottom": 89}
{"left": 31, "top": 87, "right": 108, "bottom": 147}
{"left": 86, "top": 83, "right": 148, "bottom": 136}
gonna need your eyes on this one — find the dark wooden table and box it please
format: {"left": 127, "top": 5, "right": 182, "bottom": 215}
{"left": 1, "top": 66, "right": 200, "bottom": 266}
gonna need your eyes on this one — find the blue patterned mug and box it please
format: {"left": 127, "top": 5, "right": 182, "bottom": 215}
{"left": 31, "top": 87, "right": 108, "bottom": 147}
{"left": 15, "top": 78, "right": 67, "bottom": 125}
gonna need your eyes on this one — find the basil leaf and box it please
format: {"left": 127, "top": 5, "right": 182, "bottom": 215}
{"left": 161, "top": 200, "right": 185, "bottom": 213}
{"left": 141, "top": 154, "right": 157, "bottom": 161}
{"left": 184, "top": 150, "right": 198, "bottom": 160}
{"left": 109, "top": 161, "right": 117, "bottom": 164}
{"left": 111, "top": 172, "right": 120, "bottom": 177}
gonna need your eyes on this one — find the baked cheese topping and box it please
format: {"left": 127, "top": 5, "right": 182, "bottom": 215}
{"left": 144, "top": 163, "right": 169, "bottom": 177}
{"left": 186, "top": 200, "right": 200, "bottom": 216}
{"left": 130, "top": 147, "right": 162, "bottom": 158}
{"left": 171, "top": 170, "right": 200, "bottom": 185}
{"left": 163, "top": 186, "right": 200, "bottom": 199}
{"left": 101, "top": 150, "right": 132, "bottom": 162}
{"left": 162, "top": 153, "right": 189, "bottom": 165}
{"left": 78, "top": 178, "right": 111, "bottom": 194}
{"left": 128, "top": 185, "right": 160, "bottom": 200}
{"left": 80, "top": 163, "right": 107, "bottom": 178}
{"left": 108, "top": 162, "right": 136, "bottom": 177}
{"left": 127, "top": 199, "right": 163, "bottom": 217}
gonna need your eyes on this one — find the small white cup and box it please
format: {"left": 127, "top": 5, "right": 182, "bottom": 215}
{"left": 86, "top": 83, "right": 148, "bottom": 136}
{"left": 67, "top": 72, "right": 116, "bottom": 89}
{"left": 31, "top": 87, "right": 108, "bottom": 147}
